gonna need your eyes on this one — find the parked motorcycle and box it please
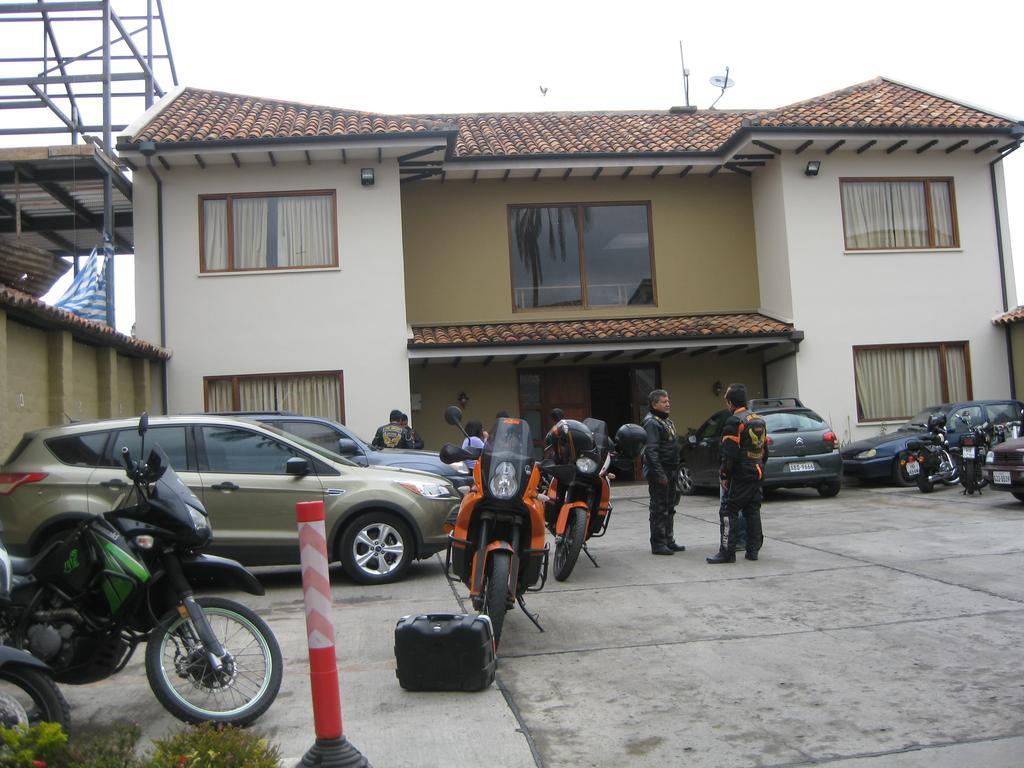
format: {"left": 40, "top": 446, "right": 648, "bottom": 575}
{"left": 900, "top": 412, "right": 959, "bottom": 493}
{"left": 0, "top": 543, "right": 69, "bottom": 729}
{"left": 440, "top": 407, "right": 548, "bottom": 647}
{"left": 952, "top": 413, "right": 992, "bottom": 495}
{"left": 0, "top": 414, "right": 282, "bottom": 726}
{"left": 541, "top": 419, "right": 645, "bottom": 582}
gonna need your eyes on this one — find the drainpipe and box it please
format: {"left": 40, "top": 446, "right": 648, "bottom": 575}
{"left": 139, "top": 140, "right": 169, "bottom": 413}
{"left": 990, "top": 130, "right": 1023, "bottom": 398}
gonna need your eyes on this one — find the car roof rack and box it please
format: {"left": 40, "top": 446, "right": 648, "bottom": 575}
{"left": 206, "top": 410, "right": 300, "bottom": 417}
{"left": 748, "top": 397, "right": 804, "bottom": 410}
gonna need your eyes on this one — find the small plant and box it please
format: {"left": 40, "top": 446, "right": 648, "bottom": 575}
{"left": 145, "top": 723, "right": 280, "bottom": 768}
{"left": 55, "top": 722, "right": 141, "bottom": 768}
{"left": 0, "top": 721, "right": 68, "bottom": 768}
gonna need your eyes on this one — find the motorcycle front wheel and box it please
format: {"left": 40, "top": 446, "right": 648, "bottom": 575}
{"left": 483, "top": 551, "right": 512, "bottom": 648}
{"left": 553, "top": 507, "right": 587, "bottom": 582}
{"left": 145, "top": 596, "right": 282, "bottom": 726}
{"left": 0, "top": 667, "right": 70, "bottom": 730}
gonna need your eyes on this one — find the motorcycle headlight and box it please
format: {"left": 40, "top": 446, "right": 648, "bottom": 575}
{"left": 397, "top": 480, "right": 453, "bottom": 498}
{"left": 489, "top": 461, "right": 519, "bottom": 499}
{"left": 187, "top": 504, "right": 209, "bottom": 532}
{"left": 575, "top": 457, "right": 599, "bottom": 475}
{"left": 855, "top": 448, "right": 876, "bottom": 459}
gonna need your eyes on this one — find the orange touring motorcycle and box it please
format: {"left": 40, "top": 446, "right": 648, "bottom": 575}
{"left": 541, "top": 418, "right": 646, "bottom": 582}
{"left": 440, "top": 408, "right": 548, "bottom": 647}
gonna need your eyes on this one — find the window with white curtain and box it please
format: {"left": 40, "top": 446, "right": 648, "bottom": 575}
{"left": 203, "top": 372, "right": 344, "bottom": 422}
{"left": 200, "top": 191, "right": 337, "bottom": 272}
{"left": 841, "top": 179, "right": 958, "bottom": 250}
{"left": 853, "top": 342, "right": 970, "bottom": 421}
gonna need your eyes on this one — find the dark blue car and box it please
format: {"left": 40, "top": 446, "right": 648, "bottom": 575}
{"left": 842, "top": 400, "right": 1023, "bottom": 485}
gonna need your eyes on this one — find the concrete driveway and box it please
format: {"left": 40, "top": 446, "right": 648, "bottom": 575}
{"left": 63, "top": 481, "right": 1024, "bottom": 767}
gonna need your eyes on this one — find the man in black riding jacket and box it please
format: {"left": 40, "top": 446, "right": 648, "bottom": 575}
{"left": 643, "top": 389, "right": 685, "bottom": 556}
{"left": 372, "top": 409, "right": 413, "bottom": 449}
{"left": 707, "top": 383, "right": 766, "bottom": 564}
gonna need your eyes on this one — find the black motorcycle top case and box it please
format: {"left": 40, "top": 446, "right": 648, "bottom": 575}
{"left": 394, "top": 613, "right": 495, "bottom": 692}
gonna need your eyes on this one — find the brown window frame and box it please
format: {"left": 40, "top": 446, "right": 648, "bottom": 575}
{"left": 852, "top": 341, "right": 972, "bottom": 423}
{"left": 202, "top": 370, "right": 345, "bottom": 423}
{"left": 198, "top": 189, "right": 340, "bottom": 273}
{"left": 839, "top": 177, "right": 960, "bottom": 251}
{"left": 507, "top": 201, "right": 657, "bottom": 312}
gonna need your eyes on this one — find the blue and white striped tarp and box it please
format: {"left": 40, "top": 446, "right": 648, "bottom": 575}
{"left": 54, "top": 248, "right": 108, "bottom": 323}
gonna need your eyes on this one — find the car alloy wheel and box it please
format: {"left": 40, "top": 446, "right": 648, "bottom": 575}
{"left": 339, "top": 511, "right": 414, "bottom": 585}
{"left": 678, "top": 465, "right": 695, "bottom": 496}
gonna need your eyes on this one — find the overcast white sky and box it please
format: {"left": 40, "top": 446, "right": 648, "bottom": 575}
{"left": 18, "top": 0, "right": 1024, "bottom": 332}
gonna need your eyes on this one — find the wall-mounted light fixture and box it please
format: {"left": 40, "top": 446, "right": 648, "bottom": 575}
{"left": 804, "top": 160, "right": 821, "bottom": 177}
{"left": 457, "top": 391, "right": 469, "bottom": 408}
{"left": 713, "top": 380, "right": 723, "bottom": 396}
{"left": 360, "top": 168, "right": 375, "bottom": 186}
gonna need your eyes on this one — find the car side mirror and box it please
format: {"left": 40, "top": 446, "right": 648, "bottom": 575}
{"left": 286, "top": 457, "right": 310, "bottom": 476}
{"left": 336, "top": 438, "right": 359, "bottom": 456}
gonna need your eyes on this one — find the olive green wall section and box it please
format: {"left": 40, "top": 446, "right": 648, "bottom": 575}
{"left": 660, "top": 354, "right": 764, "bottom": 434}
{"left": 401, "top": 176, "right": 759, "bottom": 325}
{"left": 72, "top": 342, "right": 100, "bottom": 422}
{"left": 5, "top": 321, "right": 50, "bottom": 455}
{"left": 1011, "top": 326, "right": 1024, "bottom": 400}
{"left": 409, "top": 363, "right": 520, "bottom": 450}
{"left": 0, "top": 309, "right": 166, "bottom": 459}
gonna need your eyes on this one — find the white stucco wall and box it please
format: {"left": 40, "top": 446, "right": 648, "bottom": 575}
{"left": 759, "top": 146, "right": 1017, "bottom": 445}
{"left": 131, "top": 155, "right": 410, "bottom": 439}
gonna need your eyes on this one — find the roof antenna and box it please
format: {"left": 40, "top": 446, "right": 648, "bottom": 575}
{"left": 539, "top": 85, "right": 549, "bottom": 105}
{"left": 678, "top": 42, "right": 690, "bottom": 107}
{"left": 709, "top": 66, "right": 735, "bottom": 109}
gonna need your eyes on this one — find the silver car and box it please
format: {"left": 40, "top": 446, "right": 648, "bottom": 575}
{"left": 0, "top": 415, "right": 459, "bottom": 584}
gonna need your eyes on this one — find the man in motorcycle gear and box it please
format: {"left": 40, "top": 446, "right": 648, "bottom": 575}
{"left": 399, "top": 413, "right": 425, "bottom": 449}
{"left": 643, "top": 389, "right": 685, "bottom": 555}
{"left": 707, "top": 383, "right": 766, "bottom": 564}
{"left": 372, "top": 409, "right": 413, "bottom": 449}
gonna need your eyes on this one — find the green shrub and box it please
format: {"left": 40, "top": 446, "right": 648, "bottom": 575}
{"left": 145, "top": 723, "right": 280, "bottom": 768}
{"left": 54, "top": 723, "right": 141, "bottom": 768}
{"left": 0, "top": 721, "right": 68, "bottom": 767}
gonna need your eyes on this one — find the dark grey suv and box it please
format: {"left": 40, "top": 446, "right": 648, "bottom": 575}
{"left": 220, "top": 413, "right": 473, "bottom": 490}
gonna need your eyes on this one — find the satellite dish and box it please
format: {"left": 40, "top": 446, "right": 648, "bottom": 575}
{"left": 709, "top": 74, "right": 735, "bottom": 89}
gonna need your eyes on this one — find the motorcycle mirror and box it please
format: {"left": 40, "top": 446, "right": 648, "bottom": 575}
{"left": 138, "top": 411, "right": 149, "bottom": 436}
{"left": 439, "top": 442, "right": 476, "bottom": 465}
{"left": 444, "top": 406, "right": 464, "bottom": 426}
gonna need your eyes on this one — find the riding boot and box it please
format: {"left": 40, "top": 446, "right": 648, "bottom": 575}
{"left": 666, "top": 513, "right": 685, "bottom": 552}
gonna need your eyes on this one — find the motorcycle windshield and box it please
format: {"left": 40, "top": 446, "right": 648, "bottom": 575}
{"left": 481, "top": 418, "right": 532, "bottom": 501}
{"left": 150, "top": 453, "right": 205, "bottom": 523}
{"left": 584, "top": 418, "right": 609, "bottom": 458}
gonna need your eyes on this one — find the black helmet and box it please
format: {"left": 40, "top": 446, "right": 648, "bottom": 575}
{"left": 614, "top": 423, "right": 646, "bottom": 460}
{"left": 926, "top": 412, "right": 947, "bottom": 431}
{"left": 544, "top": 419, "right": 595, "bottom": 464}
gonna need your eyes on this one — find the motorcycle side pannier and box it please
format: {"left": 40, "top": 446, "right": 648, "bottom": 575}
{"left": 394, "top": 613, "right": 495, "bottom": 692}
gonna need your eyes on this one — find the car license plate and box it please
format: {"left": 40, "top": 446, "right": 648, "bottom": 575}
{"left": 905, "top": 460, "right": 920, "bottom": 477}
{"left": 994, "top": 471, "right": 1012, "bottom": 485}
{"left": 962, "top": 446, "right": 976, "bottom": 459}
{"left": 788, "top": 462, "right": 814, "bottom": 472}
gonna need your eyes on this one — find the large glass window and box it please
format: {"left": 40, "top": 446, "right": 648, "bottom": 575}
{"left": 104, "top": 426, "right": 190, "bottom": 470}
{"left": 841, "top": 179, "right": 957, "bottom": 250}
{"left": 853, "top": 342, "right": 970, "bottom": 422}
{"left": 201, "top": 426, "right": 300, "bottom": 474}
{"left": 200, "top": 191, "right": 337, "bottom": 272}
{"left": 204, "top": 372, "right": 344, "bottom": 423}
{"left": 509, "top": 203, "right": 654, "bottom": 310}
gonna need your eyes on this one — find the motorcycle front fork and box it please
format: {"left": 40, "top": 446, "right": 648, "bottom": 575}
{"left": 162, "top": 552, "right": 228, "bottom": 669}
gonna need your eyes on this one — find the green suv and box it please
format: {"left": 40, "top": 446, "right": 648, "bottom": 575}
{"left": 0, "top": 415, "right": 459, "bottom": 585}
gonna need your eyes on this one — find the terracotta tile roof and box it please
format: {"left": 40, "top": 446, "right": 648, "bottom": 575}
{"left": 410, "top": 313, "right": 794, "bottom": 347}
{"left": 128, "top": 88, "right": 449, "bottom": 144}
{"left": 750, "top": 77, "right": 1016, "bottom": 131}
{"left": 993, "top": 306, "right": 1024, "bottom": 325}
{"left": 126, "top": 78, "right": 1019, "bottom": 156}
{"left": 444, "top": 111, "right": 756, "bottom": 157}
{"left": 0, "top": 285, "right": 170, "bottom": 359}
{"left": 0, "top": 240, "right": 70, "bottom": 297}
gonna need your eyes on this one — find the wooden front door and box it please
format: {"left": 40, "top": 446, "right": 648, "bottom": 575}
{"left": 518, "top": 367, "right": 590, "bottom": 455}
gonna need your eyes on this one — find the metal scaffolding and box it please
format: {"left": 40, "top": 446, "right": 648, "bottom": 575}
{"left": 0, "top": 0, "right": 178, "bottom": 325}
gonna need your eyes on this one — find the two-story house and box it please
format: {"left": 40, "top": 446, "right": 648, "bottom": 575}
{"left": 116, "top": 77, "right": 1022, "bottom": 450}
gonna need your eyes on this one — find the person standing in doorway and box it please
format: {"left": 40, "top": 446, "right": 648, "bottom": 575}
{"left": 643, "top": 389, "right": 685, "bottom": 555}
{"left": 399, "top": 413, "right": 424, "bottom": 449}
{"left": 707, "top": 383, "right": 766, "bottom": 564}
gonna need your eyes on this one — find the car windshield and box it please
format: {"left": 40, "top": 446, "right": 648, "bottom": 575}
{"left": 900, "top": 407, "right": 946, "bottom": 430}
{"left": 255, "top": 423, "right": 358, "bottom": 466}
{"left": 763, "top": 410, "right": 826, "bottom": 433}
